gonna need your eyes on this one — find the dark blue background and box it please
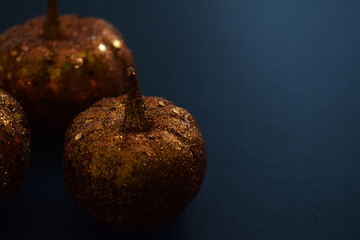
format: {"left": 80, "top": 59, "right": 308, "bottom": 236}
{"left": 1, "top": 0, "right": 360, "bottom": 239}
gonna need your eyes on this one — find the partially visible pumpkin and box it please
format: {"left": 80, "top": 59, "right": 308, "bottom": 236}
{"left": 0, "top": 0, "right": 134, "bottom": 133}
{"left": 0, "top": 89, "right": 30, "bottom": 208}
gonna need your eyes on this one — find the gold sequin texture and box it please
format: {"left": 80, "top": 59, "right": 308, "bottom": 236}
{"left": 0, "top": 89, "right": 30, "bottom": 208}
{"left": 112, "top": 39, "right": 122, "bottom": 49}
{"left": 63, "top": 95, "right": 206, "bottom": 228}
{"left": 0, "top": 14, "right": 135, "bottom": 134}
{"left": 74, "top": 133, "right": 82, "bottom": 140}
{"left": 172, "top": 107, "right": 180, "bottom": 114}
{"left": 158, "top": 100, "right": 165, "bottom": 107}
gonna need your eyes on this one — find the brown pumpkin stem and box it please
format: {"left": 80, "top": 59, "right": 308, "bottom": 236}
{"left": 43, "top": 0, "right": 64, "bottom": 39}
{"left": 124, "top": 67, "right": 153, "bottom": 131}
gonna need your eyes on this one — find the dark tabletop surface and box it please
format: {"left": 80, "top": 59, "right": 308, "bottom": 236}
{"left": 1, "top": 0, "right": 360, "bottom": 239}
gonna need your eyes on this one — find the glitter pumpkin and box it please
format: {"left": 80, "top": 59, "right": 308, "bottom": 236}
{"left": 0, "top": 0, "right": 134, "bottom": 133}
{"left": 0, "top": 89, "right": 30, "bottom": 208}
{"left": 63, "top": 67, "right": 206, "bottom": 228}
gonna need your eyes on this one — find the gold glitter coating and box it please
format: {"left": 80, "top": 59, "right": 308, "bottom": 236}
{"left": 0, "top": 89, "right": 30, "bottom": 208}
{"left": 0, "top": 13, "right": 134, "bottom": 133}
{"left": 63, "top": 70, "right": 206, "bottom": 228}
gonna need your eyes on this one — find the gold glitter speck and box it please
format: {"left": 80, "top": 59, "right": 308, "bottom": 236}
{"left": 95, "top": 124, "right": 103, "bottom": 130}
{"left": 112, "top": 40, "right": 122, "bottom": 49}
{"left": 85, "top": 119, "right": 93, "bottom": 124}
{"left": 76, "top": 58, "right": 84, "bottom": 65}
{"left": 172, "top": 108, "right": 180, "bottom": 114}
{"left": 158, "top": 101, "right": 165, "bottom": 107}
{"left": 75, "top": 133, "right": 83, "bottom": 141}
{"left": 98, "top": 43, "right": 107, "bottom": 52}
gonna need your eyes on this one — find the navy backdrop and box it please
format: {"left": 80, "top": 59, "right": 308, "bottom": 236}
{"left": 1, "top": 0, "right": 360, "bottom": 239}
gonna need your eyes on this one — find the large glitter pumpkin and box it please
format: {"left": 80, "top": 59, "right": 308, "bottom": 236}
{"left": 0, "top": 0, "right": 134, "bottom": 133}
{"left": 63, "top": 67, "right": 206, "bottom": 228}
{"left": 0, "top": 89, "right": 30, "bottom": 208}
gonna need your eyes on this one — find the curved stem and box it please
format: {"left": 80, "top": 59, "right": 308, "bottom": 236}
{"left": 124, "top": 67, "right": 153, "bottom": 131}
{"left": 43, "top": 0, "right": 63, "bottom": 39}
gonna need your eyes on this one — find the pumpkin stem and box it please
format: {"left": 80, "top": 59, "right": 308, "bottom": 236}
{"left": 124, "top": 67, "right": 153, "bottom": 131}
{"left": 43, "top": 0, "right": 64, "bottom": 39}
